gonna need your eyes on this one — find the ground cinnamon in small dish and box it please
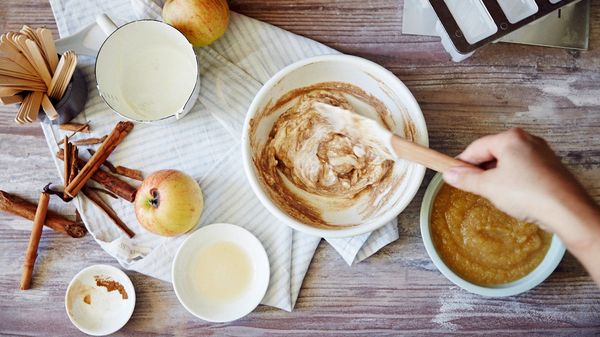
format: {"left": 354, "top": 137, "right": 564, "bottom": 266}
{"left": 94, "top": 275, "right": 128, "bottom": 300}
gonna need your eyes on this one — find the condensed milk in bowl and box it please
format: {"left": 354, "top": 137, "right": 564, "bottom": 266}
{"left": 242, "top": 54, "right": 428, "bottom": 238}
{"left": 172, "top": 223, "right": 270, "bottom": 322}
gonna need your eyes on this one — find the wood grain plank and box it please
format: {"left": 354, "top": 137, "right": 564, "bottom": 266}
{"left": 0, "top": 0, "right": 599, "bottom": 336}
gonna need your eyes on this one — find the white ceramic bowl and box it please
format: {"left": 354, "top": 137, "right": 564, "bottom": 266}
{"left": 242, "top": 54, "right": 428, "bottom": 238}
{"left": 172, "top": 223, "right": 270, "bottom": 322}
{"left": 65, "top": 264, "right": 136, "bottom": 336}
{"left": 420, "top": 173, "right": 566, "bottom": 296}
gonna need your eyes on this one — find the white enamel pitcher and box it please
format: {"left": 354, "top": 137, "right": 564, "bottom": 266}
{"left": 56, "top": 14, "right": 200, "bottom": 124}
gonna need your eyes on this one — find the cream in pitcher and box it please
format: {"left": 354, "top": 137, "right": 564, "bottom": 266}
{"left": 95, "top": 15, "right": 199, "bottom": 123}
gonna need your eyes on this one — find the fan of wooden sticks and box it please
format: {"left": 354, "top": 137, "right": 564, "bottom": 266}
{"left": 0, "top": 26, "right": 77, "bottom": 124}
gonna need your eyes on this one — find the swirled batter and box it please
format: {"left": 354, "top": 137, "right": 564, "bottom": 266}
{"left": 252, "top": 82, "right": 414, "bottom": 228}
{"left": 431, "top": 184, "right": 552, "bottom": 285}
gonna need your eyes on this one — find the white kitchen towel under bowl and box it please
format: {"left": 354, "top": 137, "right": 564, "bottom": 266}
{"left": 42, "top": 0, "right": 401, "bottom": 311}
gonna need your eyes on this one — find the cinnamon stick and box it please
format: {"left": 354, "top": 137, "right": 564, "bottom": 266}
{"left": 59, "top": 122, "right": 90, "bottom": 133}
{"left": 88, "top": 149, "right": 144, "bottom": 181}
{"left": 89, "top": 187, "right": 118, "bottom": 199}
{"left": 56, "top": 151, "right": 137, "bottom": 202}
{"left": 115, "top": 166, "right": 144, "bottom": 181}
{"left": 0, "top": 190, "right": 86, "bottom": 238}
{"left": 88, "top": 148, "right": 116, "bottom": 172}
{"left": 65, "top": 121, "right": 134, "bottom": 197}
{"left": 68, "top": 146, "right": 78, "bottom": 185}
{"left": 20, "top": 192, "right": 49, "bottom": 290}
{"left": 57, "top": 122, "right": 91, "bottom": 145}
{"left": 58, "top": 135, "right": 107, "bottom": 146}
{"left": 63, "top": 139, "right": 71, "bottom": 186}
{"left": 82, "top": 187, "right": 135, "bottom": 238}
{"left": 71, "top": 135, "right": 107, "bottom": 146}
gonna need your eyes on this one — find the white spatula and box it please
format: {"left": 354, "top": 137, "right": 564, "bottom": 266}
{"left": 312, "top": 102, "right": 473, "bottom": 172}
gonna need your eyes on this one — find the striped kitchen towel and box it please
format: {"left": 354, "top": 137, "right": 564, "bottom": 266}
{"left": 43, "top": 0, "right": 400, "bottom": 311}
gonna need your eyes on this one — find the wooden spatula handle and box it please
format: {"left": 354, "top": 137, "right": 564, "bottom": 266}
{"left": 390, "top": 135, "right": 475, "bottom": 172}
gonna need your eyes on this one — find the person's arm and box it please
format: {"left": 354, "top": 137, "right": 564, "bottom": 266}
{"left": 442, "top": 128, "right": 600, "bottom": 285}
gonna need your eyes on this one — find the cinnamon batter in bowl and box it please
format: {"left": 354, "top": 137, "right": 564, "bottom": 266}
{"left": 250, "top": 82, "right": 415, "bottom": 228}
{"left": 242, "top": 54, "right": 428, "bottom": 237}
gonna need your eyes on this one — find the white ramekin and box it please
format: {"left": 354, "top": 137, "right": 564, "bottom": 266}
{"left": 420, "top": 173, "right": 566, "bottom": 296}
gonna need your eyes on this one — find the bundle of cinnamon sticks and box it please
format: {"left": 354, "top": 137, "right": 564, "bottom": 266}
{"left": 0, "top": 121, "right": 145, "bottom": 290}
{"left": 58, "top": 121, "right": 139, "bottom": 239}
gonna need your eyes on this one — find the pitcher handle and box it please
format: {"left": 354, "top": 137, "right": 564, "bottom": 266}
{"left": 96, "top": 14, "right": 118, "bottom": 36}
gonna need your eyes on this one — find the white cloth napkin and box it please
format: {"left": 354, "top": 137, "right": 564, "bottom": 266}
{"left": 43, "top": 0, "right": 399, "bottom": 311}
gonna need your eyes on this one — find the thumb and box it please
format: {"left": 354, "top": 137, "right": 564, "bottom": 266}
{"left": 443, "top": 166, "right": 487, "bottom": 194}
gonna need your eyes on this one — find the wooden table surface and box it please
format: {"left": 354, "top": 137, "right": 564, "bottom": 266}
{"left": 1, "top": 1, "right": 599, "bottom": 336}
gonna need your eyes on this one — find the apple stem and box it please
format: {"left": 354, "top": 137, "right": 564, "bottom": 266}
{"left": 149, "top": 188, "right": 160, "bottom": 208}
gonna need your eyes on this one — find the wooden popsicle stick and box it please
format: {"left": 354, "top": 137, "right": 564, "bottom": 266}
{"left": 21, "top": 27, "right": 45, "bottom": 58}
{"left": 41, "top": 94, "right": 59, "bottom": 120}
{"left": 0, "top": 74, "right": 46, "bottom": 87}
{"left": 0, "top": 57, "right": 37, "bottom": 77}
{"left": 25, "top": 91, "right": 43, "bottom": 123}
{"left": 20, "top": 26, "right": 37, "bottom": 42}
{"left": 0, "top": 58, "right": 34, "bottom": 74}
{"left": 0, "top": 35, "right": 37, "bottom": 75}
{"left": 10, "top": 36, "right": 45, "bottom": 87}
{"left": 0, "top": 84, "right": 47, "bottom": 92}
{"left": 47, "top": 54, "right": 66, "bottom": 99}
{"left": 390, "top": 135, "right": 475, "bottom": 172}
{"left": 24, "top": 39, "right": 52, "bottom": 88}
{"left": 26, "top": 28, "right": 49, "bottom": 67}
{"left": 0, "top": 94, "right": 23, "bottom": 105}
{"left": 15, "top": 93, "right": 31, "bottom": 124}
{"left": 1, "top": 85, "right": 46, "bottom": 92}
{"left": 23, "top": 94, "right": 34, "bottom": 123}
{"left": 53, "top": 51, "right": 76, "bottom": 100}
{"left": 23, "top": 27, "right": 45, "bottom": 59}
{"left": 0, "top": 87, "right": 23, "bottom": 97}
{"left": 10, "top": 35, "right": 38, "bottom": 70}
{"left": 0, "top": 68, "right": 41, "bottom": 81}
{"left": 37, "top": 28, "right": 59, "bottom": 73}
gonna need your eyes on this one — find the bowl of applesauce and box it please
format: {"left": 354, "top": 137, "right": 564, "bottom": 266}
{"left": 420, "top": 173, "right": 566, "bottom": 296}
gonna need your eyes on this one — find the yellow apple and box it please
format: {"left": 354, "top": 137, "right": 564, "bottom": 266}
{"left": 162, "top": 0, "right": 230, "bottom": 47}
{"left": 134, "top": 169, "right": 204, "bottom": 236}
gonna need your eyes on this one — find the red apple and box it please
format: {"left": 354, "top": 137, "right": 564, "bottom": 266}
{"left": 134, "top": 170, "right": 204, "bottom": 236}
{"left": 162, "top": 0, "right": 230, "bottom": 47}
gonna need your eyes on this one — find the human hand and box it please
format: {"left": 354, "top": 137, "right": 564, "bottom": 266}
{"left": 442, "top": 128, "right": 599, "bottom": 245}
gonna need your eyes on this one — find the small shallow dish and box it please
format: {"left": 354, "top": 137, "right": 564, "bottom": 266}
{"left": 242, "top": 54, "right": 428, "bottom": 238}
{"left": 420, "top": 173, "right": 566, "bottom": 296}
{"left": 172, "top": 223, "right": 270, "bottom": 322}
{"left": 65, "top": 264, "right": 135, "bottom": 336}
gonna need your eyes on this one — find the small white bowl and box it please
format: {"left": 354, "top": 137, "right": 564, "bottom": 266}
{"left": 242, "top": 54, "right": 428, "bottom": 238}
{"left": 65, "top": 264, "right": 136, "bottom": 336}
{"left": 172, "top": 223, "right": 270, "bottom": 322}
{"left": 420, "top": 173, "right": 566, "bottom": 296}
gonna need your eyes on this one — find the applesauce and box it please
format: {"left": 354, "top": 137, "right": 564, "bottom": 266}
{"left": 431, "top": 184, "right": 552, "bottom": 286}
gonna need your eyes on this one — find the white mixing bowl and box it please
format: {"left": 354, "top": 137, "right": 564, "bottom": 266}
{"left": 242, "top": 54, "right": 428, "bottom": 238}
